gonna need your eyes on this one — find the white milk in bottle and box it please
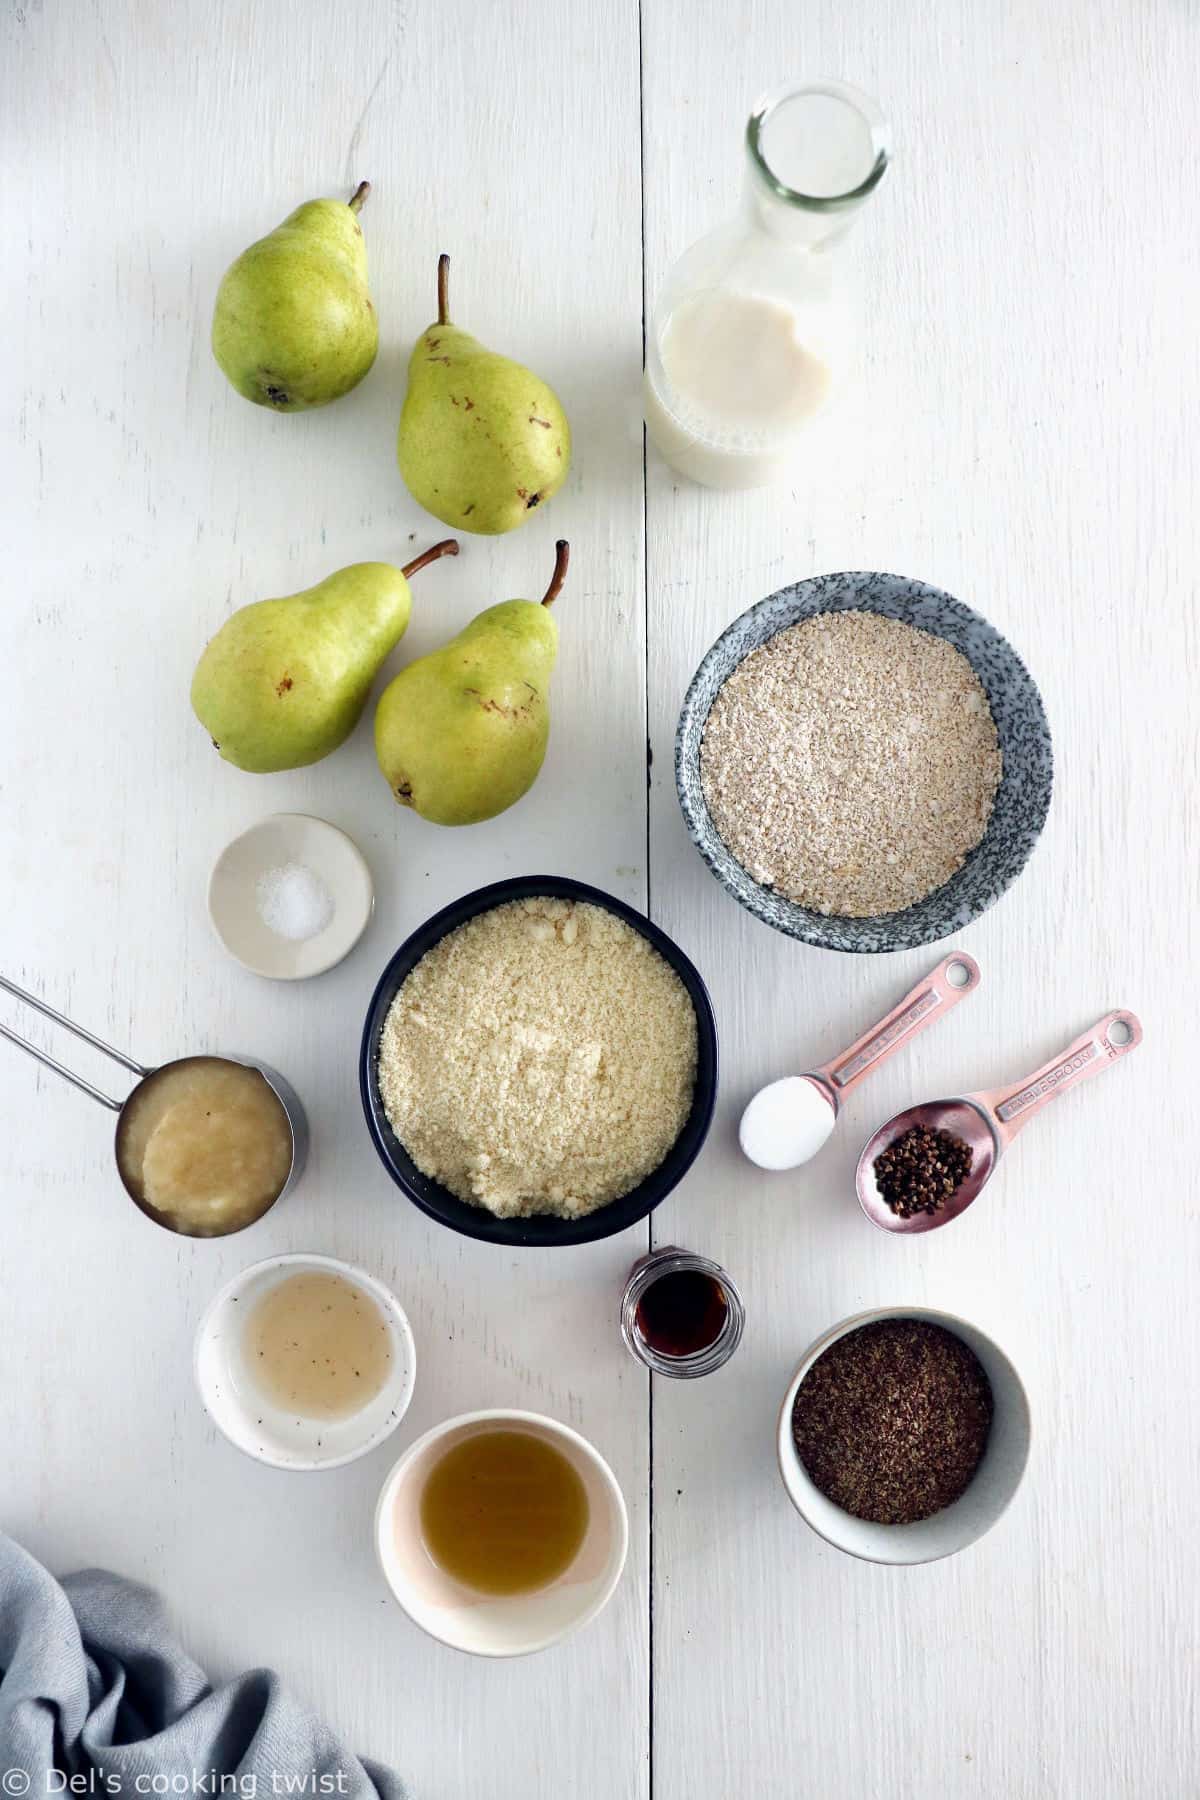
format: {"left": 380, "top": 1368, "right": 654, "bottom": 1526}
{"left": 644, "top": 82, "right": 889, "bottom": 489}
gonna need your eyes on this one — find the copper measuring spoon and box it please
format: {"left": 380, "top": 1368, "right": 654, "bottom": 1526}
{"left": 739, "top": 951, "right": 981, "bottom": 1170}
{"left": 856, "top": 1009, "right": 1143, "bottom": 1234}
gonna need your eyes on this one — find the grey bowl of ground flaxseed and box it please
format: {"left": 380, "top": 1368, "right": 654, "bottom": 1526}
{"left": 776, "top": 1307, "right": 1032, "bottom": 1565}
{"left": 675, "top": 572, "right": 1053, "bottom": 953}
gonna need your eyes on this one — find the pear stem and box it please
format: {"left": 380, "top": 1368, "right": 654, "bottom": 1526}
{"left": 541, "top": 540, "right": 570, "bottom": 608}
{"left": 348, "top": 181, "right": 371, "bottom": 213}
{"left": 437, "top": 253, "right": 450, "bottom": 326}
{"left": 401, "top": 538, "right": 460, "bottom": 579}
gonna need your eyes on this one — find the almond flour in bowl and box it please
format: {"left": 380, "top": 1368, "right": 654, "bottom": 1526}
{"left": 376, "top": 896, "right": 699, "bottom": 1221}
{"left": 676, "top": 572, "right": 1053, "bottom": 954}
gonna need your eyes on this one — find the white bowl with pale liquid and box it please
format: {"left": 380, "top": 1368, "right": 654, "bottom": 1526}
{"left": 375, "top": 1409, "right": 629, "bottom": 1657}
{"left": 194, "top": 1252, "right": 416, "bottom": 1471}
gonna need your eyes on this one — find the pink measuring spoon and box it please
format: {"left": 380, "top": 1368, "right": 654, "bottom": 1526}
{"left": 856, "top": 1008, "right": 1144, "bottom": 1234}
{"left": 739, "top": 952, "right": 981, "bottom": 1170}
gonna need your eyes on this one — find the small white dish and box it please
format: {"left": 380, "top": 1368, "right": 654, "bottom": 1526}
{"left": 208, "top": 813, "right": 374, "bottom": 980}
{"left": 375, "top": 1408, "right": 629, "bottom": 1657}
{"left": 195, "top": 1252, "right": 416, "bottom": 1471}
{"left": 777, "top": 1306, "right": 1031, "bottom": 1565}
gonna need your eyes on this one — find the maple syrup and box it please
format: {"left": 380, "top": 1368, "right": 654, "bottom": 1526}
{"left": 419, "top": 1430, "right": 589, "bottom": 1596}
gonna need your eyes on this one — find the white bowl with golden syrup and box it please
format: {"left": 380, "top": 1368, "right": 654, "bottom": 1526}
{"left": 375, "top": 1409, "right": 628, "bottom": 1656}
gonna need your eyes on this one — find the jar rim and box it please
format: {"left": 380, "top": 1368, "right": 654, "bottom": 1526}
{"left": 746, "top": 80, "right": 890, "bottom": 212}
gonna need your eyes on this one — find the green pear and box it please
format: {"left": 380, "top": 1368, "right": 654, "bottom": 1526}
{"left": 212, "top": 181, "right": 379, "bottom": 410}
{"left": 397, "top": 255, "right": 570, "bottom": 533}
{"left": 375, "top": 540, "right": 569, "bottom": 823}
{"left": 191, "top": 540, "right": 459, "bottom": 772}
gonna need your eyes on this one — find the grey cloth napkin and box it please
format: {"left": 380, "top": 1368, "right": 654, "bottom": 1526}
{"left": 0, "top": 1535, "right": 404, "bottom": 1799}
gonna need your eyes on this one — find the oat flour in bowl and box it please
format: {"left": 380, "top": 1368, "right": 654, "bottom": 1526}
{"left": 699, "top": 611, "right": 1002, "bottom": 918}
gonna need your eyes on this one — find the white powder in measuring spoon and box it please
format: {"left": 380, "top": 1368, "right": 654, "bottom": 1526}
{"left": 255, "top": 863, "right": 335, "bottom": 942}
{"left": 739, "top": 1076, "right": 837, "bottom": 1171}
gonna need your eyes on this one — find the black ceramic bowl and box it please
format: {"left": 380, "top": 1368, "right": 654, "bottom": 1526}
{"left": 359, "top": 875, "right": 719, "bottom": 1246}
{"left": 676, "top": 572, "right": 1054, "bottom": 953}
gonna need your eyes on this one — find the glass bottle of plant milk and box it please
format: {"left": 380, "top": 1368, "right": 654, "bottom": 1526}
{"left": 644, "top": 81, "right": 889, "bottom": 489}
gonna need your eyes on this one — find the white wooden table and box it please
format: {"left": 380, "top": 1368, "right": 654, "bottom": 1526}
{"left": 2, "top": 3, "right": 1196, "bottom": 1795}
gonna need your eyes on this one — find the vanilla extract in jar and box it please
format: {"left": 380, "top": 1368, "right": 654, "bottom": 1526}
{"left": 620, "top": 1248, "right": 745, "bottom": 1377}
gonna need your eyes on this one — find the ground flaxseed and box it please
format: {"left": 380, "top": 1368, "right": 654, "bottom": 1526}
{"left": 791, "top": 1318, "right": 993, "bottom": 1524}
{"left": 700, "top": 611, "right": 1003, "bottom": 917}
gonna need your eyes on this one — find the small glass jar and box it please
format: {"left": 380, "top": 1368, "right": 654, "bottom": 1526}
{"left": 620, "top": 1247, "right": 745, "bottom": 1379}
{"left": 644, "top": 80, "right": 890, "bottom": 489}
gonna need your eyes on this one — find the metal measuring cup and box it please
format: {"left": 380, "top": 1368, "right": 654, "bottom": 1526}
{"left": 0, "top": 975, "right": 308, "bottom": 1237}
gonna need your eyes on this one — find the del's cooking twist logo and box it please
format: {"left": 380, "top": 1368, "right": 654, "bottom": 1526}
{"left": 4, "top": 1773, "right": 351, "bottom": 1797}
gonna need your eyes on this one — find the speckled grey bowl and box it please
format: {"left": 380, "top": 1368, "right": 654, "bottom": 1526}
{"left": 676, "top": 573, "right": 1053, "bottom": 954}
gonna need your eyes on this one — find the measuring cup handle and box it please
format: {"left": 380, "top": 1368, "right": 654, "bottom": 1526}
{"left": 0, "top": 976, "right": 148, "bottom": 1110}
{"left": 813, "top": 951, "right": 982, "bottom": 1099}
{"left": 981, "top": 1010, "right": 1143, "bottom": 1147}
{"left": 0, "top": 1023, "right": 125, "bottom": 1110}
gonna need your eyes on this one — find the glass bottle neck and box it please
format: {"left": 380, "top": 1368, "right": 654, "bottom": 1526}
{"left": 739, "top": 174, "right": 858, "bottom": 250}
{"left": 742, "top": 80, "right": 889, "bottom": 250}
